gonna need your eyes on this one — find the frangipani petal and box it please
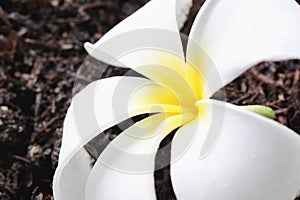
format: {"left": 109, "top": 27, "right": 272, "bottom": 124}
{"left": 171, "top": 100, "right": 300, "bottom": 200}
{"left": 53, "top": 106, "right": 92, "bottom": 200}
{"left": 53, "top": 76, "right": 182, "bottom": 200}
{"left": 84, "top": 0, "right": 198, "bottom": 106}
{"left": 85, "top": 113, "right": 195, "bottom": 200}
{"left": 116, "top": 50, "right": 197, "bottom": 110}
{"left": 84, "top": 0, "right": 186, "bottom": 69}
{"left": 84, "top": 0, "right": 200, "bottom": 106}
{"left": 187, "top": 0, "right": 300, "bottom": 95}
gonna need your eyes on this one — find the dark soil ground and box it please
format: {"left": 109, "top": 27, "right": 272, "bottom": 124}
{"left": 0, "top": 0, "right": 299, "bottom": 199}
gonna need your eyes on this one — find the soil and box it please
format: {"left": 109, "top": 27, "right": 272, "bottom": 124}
{"left": 0, "top": 0, "right": 299, "bottom": 199}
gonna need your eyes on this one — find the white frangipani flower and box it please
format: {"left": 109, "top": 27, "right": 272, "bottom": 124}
{"left": 53, "top": 0, "right": 300, "bottom": 200}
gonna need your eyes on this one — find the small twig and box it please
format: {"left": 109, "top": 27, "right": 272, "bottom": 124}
{"left": 24, "top": 38, "right": 58, "bottom": 48}
{"left": 13, "top": 155, "right": 31, "bottom": 164}
{"left": 248, "top": 90, "right": 259, "bottom": 103}
{"left": 274, "top": 108, "right": 289, "bottom": 115}
{"left": 293, "top": 70, "right": 299, "bottom": 88}
{"left": 250, "top": 68, "right": 275, "bottom": 85}
{"left": 78, "top": 2, "right": 105, "bottom": 13}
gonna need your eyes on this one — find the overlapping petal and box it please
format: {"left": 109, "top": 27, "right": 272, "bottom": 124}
{"left": 171, "top": 100, "right": 300, "bottom": 200}
{"left": 53, "top": 107, "right": 92, "bottom": 200}
{"left": 187, "top": 0, "right": 300, "bottom": 95}
{"left": 84, "top": 0, "right": 185, "bottom": 69}
{"left": 85, "top": 0, "right": 191, "bottom": 57}
{"left": 85, "top": 113, "right": 194, "bottom": 200}
{"left": 83, "top": 0, "right": 200, "bottom": 107}
{"left": 53, "top": 76, "right": 183, "bottom": 200}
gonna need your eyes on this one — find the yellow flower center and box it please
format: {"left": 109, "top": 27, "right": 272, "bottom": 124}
{"left": 127, "top": 51, "right": 209, "bottom": 125}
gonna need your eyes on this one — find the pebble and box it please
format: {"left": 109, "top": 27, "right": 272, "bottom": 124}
{"left": 51, "top": 0, "right": 59, "bottom": 7}
{"left": 0, "top": 105, "right": 8, "bottom": 112}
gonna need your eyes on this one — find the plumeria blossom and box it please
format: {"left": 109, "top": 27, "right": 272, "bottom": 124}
{"left": 53, "top": 0, "right": 300, "bottom": 199}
